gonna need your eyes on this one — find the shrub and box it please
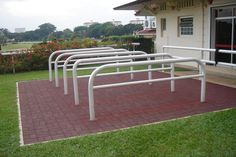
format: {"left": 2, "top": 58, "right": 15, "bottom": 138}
{"left": 0, "top": 39, "right": 97, "bottom": 74}
{"left": 101, "top": 36, "right": 154, "bottom": 53}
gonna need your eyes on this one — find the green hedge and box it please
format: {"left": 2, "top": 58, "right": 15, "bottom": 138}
{"left": 0, "top": 39, "right": 97, "bottom": 74}
{"left": 101, "top": 36, "right": 154, "bottom": 54}
{"left": 0, "top": 37, "right": 154, "bottom": 74}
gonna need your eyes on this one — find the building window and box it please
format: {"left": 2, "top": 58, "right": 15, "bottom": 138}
{"left": 179, "top": 17, "right": 193, "bottom": 35}
{"left": 161, "top": 18, "right": 166, "bottom": 37}
{"left": 152, "top": 21, "right": 156, "bottom": 28}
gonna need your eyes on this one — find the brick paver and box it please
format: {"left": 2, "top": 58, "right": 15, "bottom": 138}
{"left": 18, "top": 72, "right": 236, "bottom": 145}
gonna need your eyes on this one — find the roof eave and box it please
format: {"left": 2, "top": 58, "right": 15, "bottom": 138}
{"left": 114, "top": 0, "right": 150, "bottom": 10}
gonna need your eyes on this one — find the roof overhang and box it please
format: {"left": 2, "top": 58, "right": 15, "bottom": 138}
{"left": 114, "top": 0, "right": 151, "bottom": 10}
{"left": 114, "top": 0, "right": 163, "bottom": 16}
{"left": 114, "top": 0, "right": 215, "bottom": 16}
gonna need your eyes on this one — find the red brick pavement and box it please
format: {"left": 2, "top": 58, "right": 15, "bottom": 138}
{"left": 18, "top": 72, "right": 236, "bottom": 145}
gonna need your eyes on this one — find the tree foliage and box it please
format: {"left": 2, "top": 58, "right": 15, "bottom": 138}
{"left": 74, "top": 26, "right": 88, "bottom": 38}
{"left": 0, "top": 29, "right": 8, "bottom": 47}
{"left": 1, "top": 22, "right": 143, "bottom": 42}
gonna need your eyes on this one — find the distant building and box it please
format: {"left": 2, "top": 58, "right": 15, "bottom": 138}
{"left": 132, "top": 16, "right": 156, "bottom": 39}
{"left": 83, "top": 21, "right": 97, "bottom": 27}
{"left": 144, "top": 16, "right": 156, "bottom": 29}
{"left": 109, "top": 20, "right": 122, "bottom": 26}
{"left": 134, "top": 29, "right": 156, "bottom": 39}
{"left": 129, "top": 18, "right": 144, "bottom": 25}
{"left": 15, "top": 28, "right": 26, "bottom": 33}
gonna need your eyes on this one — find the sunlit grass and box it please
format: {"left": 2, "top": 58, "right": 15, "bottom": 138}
{"left": 1, "top": 42, "right": 36, "bottom": 51}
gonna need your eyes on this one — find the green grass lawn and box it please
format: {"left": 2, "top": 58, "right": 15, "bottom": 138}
{"left": 1, "top": 42, "right": 37, "bottom": 51}
{"left": 0, "top": 70, "right": 235, "bottom": 157}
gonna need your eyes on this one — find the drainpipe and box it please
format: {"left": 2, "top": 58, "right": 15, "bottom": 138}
{"left": 201, "top": 1, "right": 205, "bottom": 60}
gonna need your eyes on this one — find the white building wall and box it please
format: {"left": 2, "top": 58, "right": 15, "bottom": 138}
{"left": 155, "top": 0, "right": 236, "bottom": 65}
{"left": 155, "top": 0, "right": 236, "bottom": 66}
{"left": 155, "top": 1, "right": 208, "bottom": 61}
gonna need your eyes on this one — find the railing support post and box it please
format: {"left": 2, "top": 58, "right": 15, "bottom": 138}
{"left": 55, "top": 61, "right": 59, "bottom": 87}
{"left": 148, "top": 57, "right": 152, "bottom": 85}
{"left": 116, "top": 55, "right": 120, "bottom": 72}
{"left": 200, "top": 65, "right": 206, "bottom": 102}
{"left": 88, "top": 73, "right": 96, "bottom": 120}
{"left": 170, "top": 63, "right": 175, "bottom": 92}
{"left": 73, "top": 63, "right": 80, "bottom": 105}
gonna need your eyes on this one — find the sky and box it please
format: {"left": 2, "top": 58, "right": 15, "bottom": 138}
{"left": 0, "top": 0, "right": 142, "bottom": 32}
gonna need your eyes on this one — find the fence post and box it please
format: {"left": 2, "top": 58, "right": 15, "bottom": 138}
{"left": 11, "top": 55, "right": 15, "bottom": 74}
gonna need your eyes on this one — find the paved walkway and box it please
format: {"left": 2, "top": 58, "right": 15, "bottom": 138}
{"left": 176, "top": 66, "right": 236, "bottom": 88}
{"left": 18, "top": 72, "right": 236, "bottom": 145}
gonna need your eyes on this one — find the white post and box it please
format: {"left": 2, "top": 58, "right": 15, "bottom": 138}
{"left": 63, "top": 61, "right": 69, "bottom": 95}
{"left": 148, "top": 57, "right": 152, "bottom": 85}
{"left": 88, "top": 71, "right": 96, "bottom": 120}
{"left": 48, "top": 51, "right": 57, "bottom": 82}
{"left": 170, "top": 63, "right": 175, "bottom": 92}
{"left": 49, "top": 60, "right": 52, "bottom": 82}
{"left": 116, "top": 55, "right": 120, "bottom": 72}
{"left": 200, "top": 65, "right": 206, "bottom": 102}
{"left": 130, "top": 54, "right": 134, "bottom": 80}
{"left": 55, "top": 61, "right": 59, "bottom": 87}
{"left": 162, "top": 47, "right": 165, "bottom": 71}
{"left": 161, "top": 55, "right": 165, "bottom": 71}
{"left": 72, "top": 62, "right": 80, "bottom": 105}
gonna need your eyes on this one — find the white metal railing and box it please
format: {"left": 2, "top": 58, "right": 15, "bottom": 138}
{"left": 48, "top": 47, "right": 113, "bottom": 82}
{"left": 1, "top": 49, "right": 32, "bottom": 74}
{"left": 53, "top": 49, "right": 128, "bottom": 87}
{"left": 63, "top": 51, "right": 148, "bottom": 95}
{"left": 87, "top": 58, "right": 206, "bottom": 120}
{"left": 162, "top": 45, "right": 236, "bottom": 67}
{"left": 72, "top": 53, "right": 175, "bottom": 105}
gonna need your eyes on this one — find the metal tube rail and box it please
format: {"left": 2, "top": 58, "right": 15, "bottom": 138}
{"left": 77, "top": 67, "right": 172, "bottom": 79}
{"left": 72, "top": 53, "right": 174, "bottom": 104}
{"left": 162, "top": 45, "right": 236, "bottom": 66}
{"left": 61, "top": 51, "right": 146, "bottom": 92}
{"left": 94, "top": 74, "right": 203, "bottom": 89}
{"left": 67, "top": 60, "right": 132, "bottom": 71}
{"left": 163, "top": 45, "right": 215, "bottom": 53}
{"left": 54, "top": 49, "right": 128, "bottom": 87}
{"left": 88, "top": 58, "right": 206, "bottom": 120}
{"left": 163, "top": 45, "right": 236, "bottom": 55}
{"left": 48, "top": 47, "right": 113, "bottom": 82}
{"left": 63, "top": 51, "right": 148, "bottom": 94}
{"left": 59, "top": 59, "right": 132, "bottom": 68}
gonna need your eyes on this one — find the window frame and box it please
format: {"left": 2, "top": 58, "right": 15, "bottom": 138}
{"left": 178, "top": 16, "right": 194, "bottom": 36}
{"left": 160, "top": 18, "right": 166, "bottom": 37}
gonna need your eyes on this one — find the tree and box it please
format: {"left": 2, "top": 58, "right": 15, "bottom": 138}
{"left": 74, "top": 26, "right": 88, "bottom": 38}
{"left": 100, "top": 22, "right": 115, "bottom": 37}
{"left": 37, "top": 23, "right": 56, "bottom": 41}
{"left": 0, "top": 30, "right": 7, "bottom": 48}
{"left": 48, "top": 31, "right": 64, "bottom": 41}
{"left": 123, "top": 24, "right": 143, "bottom": 35}
{"left": 63, "top": 28, "right": 73, "bottom": 39}
{"left": 113, "top": 25, "right": 124, "bottom": 36}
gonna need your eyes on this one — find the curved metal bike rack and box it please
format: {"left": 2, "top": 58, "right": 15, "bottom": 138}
{"left": 87, "top": 58, "right": 206, "bottom": 120}
{"left": 54, "top": 49, "right": 128, "bottom": 87}
{"left": 48, "top": 47, "right": 113, "bottom": 82}
{"left": 63, "top": 51, "right": 148, "bottom": 95}
{"left": 72, "top": 53, "right": 175, "bottom": 105}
